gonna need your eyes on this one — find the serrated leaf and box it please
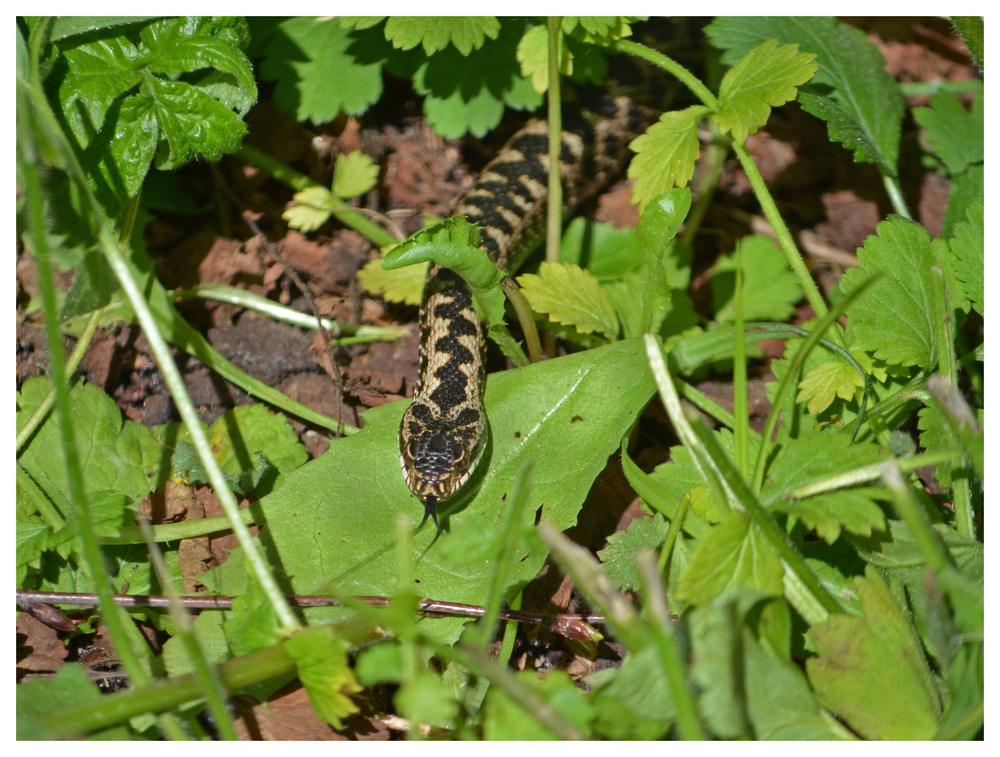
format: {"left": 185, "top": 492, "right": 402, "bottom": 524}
{"left": 282, "top": 186, "right": 336, "bottom": 233}
{"left": 516, "top": 23, "right": 571, "bottom": 94}
{"left": 259, "top": 17, "right": 383, "bottom": 124}
{"left": 796, "top": 359, "right": 864, "bottom": 416}
{"left": 840, "top": 217, "right": 944, "bottom": 369}
{"left": 714, "top": 39, "right": 817, "bottom": 144}
{"left": 285, "top": 626, "right": 363, "bottom": 730}
{"left": 597, "top": 515, "right": 671, "bottom": 591}
{"left": 950, "top": 200, "right": 983, "bottom": 316}
{"left": 332, "top": 150, "right": 379, "bottom": 199}
{"left": 913, "top": 89, "right": 983, "bottom": 176}
{"left": 561, "top": 16, "right": 636, "bottom": 43}
{"left": 677, "top": 510, "right": 784, "bottom": 606}
{"left": 518, "top": 261, "right": 619, "bottom": 339}
{"left": 628, "top": 106, "right": 709, "bottom": 209}
{"left": 761, "top": 431, "right": 887, "bottom": 543}
{"left": 358, "top": 256, "right": 428, "bottom": 306}
{"left": 587, "top": 645, "right": 675, "bottom": 739}
{"left": 413, "top": 19, "right": 540, "bottom": 138}
{"left": 806, "top": 567, "right": 941, "bottom": 739}
{"left": 384, "top": 16, "right": 500, "bottom": 56}
{"left": 707, "top": 17, "right": 903, "bottom": 177}
{"left": 710, "top": 235, "right": 800, "bottom": 322}
{"left": 484, "top": 670, "right": 590, "bottom": 739}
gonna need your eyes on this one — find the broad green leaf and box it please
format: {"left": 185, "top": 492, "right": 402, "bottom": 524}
{"left": 761, "top": 431, "right": 887, "bottom": 544}
{"left": 796, "top": 359, "right": 864, "bottom": 416}
{"left": 912, "top": 89, "right": 983, "bottom": 176}
{"left": 384, "top": 16, "right": 500, "bottom": 56}
{"left": 950, "top": 200, "right": 984, "bottom": 316}
{"left": 558, "top": 218, "right": 643, "bottom": 280}
{"left": 358, "top": 256, "right": 428, "bottom": 306}
{"left": 518, "top": 261, "right": 619, "bottom": 339}
{"left": 201, "top": 338, "right": 656, "bottom": 648}
{"left": 710, "top": 235, "right": 800, "bottom": 323}
{"left": 714, "top": 39, "right": 818, "bottom": 144}
{"left": 259, "top": 17, "right": 383, "bottom": 124}
{"left": 806, "top": 567, "right": 941, "bottom": 739}
{"left": 707, "top": 17, "right": 904, "bottom": 177}
{"left": 628, "top": 106, "right": 709, "bottom": 209}
{"left": 332, "top": 150, "right": 380, "bottom": 199}
{"left": 677, "top": 510, "right": 784, "bottom": 606}
{"left": 382, "top": 217, "right": 501, "bottom": 289}
{"left": 840, "top": 217, "right": 945, "bottom": 369}
{"left": 285, "top": 626, "right": 363, "bottom": 730}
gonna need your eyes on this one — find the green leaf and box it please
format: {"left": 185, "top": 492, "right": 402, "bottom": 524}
{"left": 710, "top": 235, "right": 800, "bottom": 323}
{"left": 707, "top": 17, "right": 904, "bottom": 177}
{"left": 913, "top": 89, "right": 983, "bottom": 176}
{"left": 201, "top": 338, "right": 656, "bottom": 648}
{"left": 517, "top": 261, "right": 619, "bottom": 339}
{"left": 677, "top": 510, "right": 784, "bottom": 606}
{"left": 17, "top": 663, "right": 126, "bottom": 739}
{"left": 484, "top": 670, "right": 590, "bottom": 740}
{"left": 395, "top": 671, "right": 459, "bottom": 729}
{"left": 950, "top": 200, "right": 984, "bottom": 316}
{"left": 628, "top": 106, "right": 709, "bottom": 209}
{"left": 332, "top": 150, "right": 380, "bottom": 199}
{"left": 285, "top": 625, "right": 363, "bottom": 730}
{"left": 358, "top": 256, "right": 428, "bottom": 306}
{"left": 384, "top": 16, "right": 500, "bottom": 56}
{"left": 806, "top": 567, "right": 941, "bottom": 739}
{"left": 516, "top": 23, "right": 571, "bottom": 94}
{"left": 597, "top": 515, "right": 671, "bottom": 591}
{"left": 16, "top": 377, "right": 163, "bottom": 516}
{"left": 259, "top": 17, "right": 383, "bottom": 124}
{"left": 558, "top": 218, "right": 643, "bottom": 280}
{"left": 53, "top": 17, "right": 255, "bottom": 215}
{"left": 587, "top": 645, "right": 675, "bottom": 739}
{"left": 690, "top": 594, "right": 844, "bottom": 740}
{"left": 413, "top": 19, "right": 541, "bottom": 138}
{"left": 714, "top": 39, "right": 818, "bottom": 144}
{"left": 840, "top": 217, "right": 946, "bottom": 369}
{"left": 796, "top": 359, "right": 864, "bottom": 416}
{"left": 761, "top": 431, "right": 887, "bottom": 544}
{"left": 282, "top": 186, "right": 337, "bottom": 233}
{"left": 383, "top": 217, "right": 500, "bottom": 289}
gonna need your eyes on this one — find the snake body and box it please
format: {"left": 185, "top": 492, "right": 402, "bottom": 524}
{"left": 398, "top": 23, "right": 691, "bottom": 527}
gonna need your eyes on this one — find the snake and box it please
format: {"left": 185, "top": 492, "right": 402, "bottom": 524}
{"left": 398, "top": 21, "right": 694, "bottom": 528}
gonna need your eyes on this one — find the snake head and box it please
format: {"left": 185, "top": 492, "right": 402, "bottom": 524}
{"left": 399, "top": 404, "right": 486, "bottom": 528}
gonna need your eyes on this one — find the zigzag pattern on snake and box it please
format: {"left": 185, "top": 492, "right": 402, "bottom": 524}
{"left": 398, "top": 21, "right": 695, "bottom": 528}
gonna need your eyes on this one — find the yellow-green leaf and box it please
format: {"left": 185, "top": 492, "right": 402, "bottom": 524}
{"left": 283, "top": 186, "right": 335, "bottom": 233}
{"left": 797, "top": 359, "right": 864, "bottom": 415}
{"left": 358, "top": 256, "right": 427, "bottom": 306}
{"left": 332, "top": 150, "right": 379, "bottom": 199}
{"left": 285, "top": 626, "right": 363, "bottom": 730}
{"left": 627, "top": 106, "right": 709, "bottom": 209}
{"left": 714, "top": 39, "right": 818, "bottom": 144}
{"left": 518, "top": 261, "right": 618, "bottom": 339}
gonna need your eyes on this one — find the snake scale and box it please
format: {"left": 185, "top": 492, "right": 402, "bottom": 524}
{"left": 398, "top": 21, "right": 696, "bottom": 528}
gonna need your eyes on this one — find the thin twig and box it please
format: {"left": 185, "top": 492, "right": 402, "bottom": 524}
{"left": 16, "top": 590, "right": 606, "bottom": 641}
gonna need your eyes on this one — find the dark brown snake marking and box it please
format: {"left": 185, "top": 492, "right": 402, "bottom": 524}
{"left": 399, "top": 22, "right": 693, "bottom": 528}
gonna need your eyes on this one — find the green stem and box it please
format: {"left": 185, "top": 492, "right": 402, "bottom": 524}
{"left": 546, "top": 17, "right": 564, "bottom": 265}
{"left": 238, "top": 145, "right": 400, "bottom": 250}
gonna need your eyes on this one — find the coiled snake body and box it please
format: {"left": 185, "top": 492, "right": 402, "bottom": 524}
{"left": 399, "top": 24, "right": 690, "bottom": 528}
